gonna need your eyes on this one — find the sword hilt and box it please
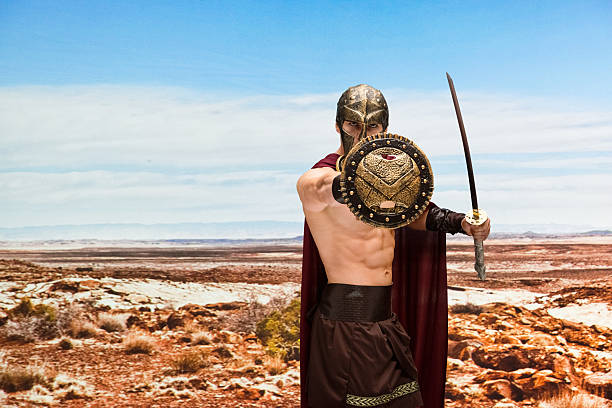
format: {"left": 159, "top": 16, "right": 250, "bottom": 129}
{"left": 465, "top": 208, "right": 487, "bottom": 226}
{"left": 466, "top": 209, "right": 487, "bottom": 280}
{"left": 474, "top": 239, "right": 486, "bottom": 280}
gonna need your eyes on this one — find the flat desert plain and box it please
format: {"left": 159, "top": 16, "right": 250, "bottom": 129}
{"left": 0, "top": 237, "right": 610, "bottom": 407}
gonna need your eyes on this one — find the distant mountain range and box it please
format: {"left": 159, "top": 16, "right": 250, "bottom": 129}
{"left": 0, "top": 221, "right": 303, "bottom": 241}
{"left": 0, "top": 221, "right": 610, "bottom": 241}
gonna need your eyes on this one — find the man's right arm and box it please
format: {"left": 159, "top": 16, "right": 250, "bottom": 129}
{"left": 296, "top": 168, "right": 340, "bottom": 212}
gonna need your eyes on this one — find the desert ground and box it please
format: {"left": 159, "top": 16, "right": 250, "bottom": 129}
{"left": 0, "top": 237, "right": 610, "bottom": 407}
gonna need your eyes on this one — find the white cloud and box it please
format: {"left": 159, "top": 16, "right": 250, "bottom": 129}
{"left": 433, "top": 174, "right": 611, "bottom": 227}
{"left": 477, "top": 155, "right": 612, "bottom": 170}
{"left": 3, "top": 86, "right": 611, "bottom": 170}
{"left": 0, "top": 170, "right": 304, "bottom": 227}
{"left": 385, "top": 90, "right": 612, "bottom": 155}
{"left": 0, "top": 86, "right": 337, "bottom": 169}
{"left": 1, "top": 85, "right": 611, "bottom": 229}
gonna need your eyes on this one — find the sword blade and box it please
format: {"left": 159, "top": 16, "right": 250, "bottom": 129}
{"left": 446, "top": 73, "right": 487, "bottom": 280}
{"left": 446, "top": 73, "right": 478, "bottom": 210}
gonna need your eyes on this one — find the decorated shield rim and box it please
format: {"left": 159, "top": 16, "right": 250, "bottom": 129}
{"left": 339, "top": 133, "right": 434, "bottom": 229}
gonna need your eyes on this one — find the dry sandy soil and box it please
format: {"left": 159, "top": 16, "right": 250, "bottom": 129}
{"left": 0, "top": 238, "right": 610, "bottom": 407}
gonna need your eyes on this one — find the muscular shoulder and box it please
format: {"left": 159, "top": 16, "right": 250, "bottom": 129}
{"left": 296, "top": 168, "right": 338, "bottom": 212}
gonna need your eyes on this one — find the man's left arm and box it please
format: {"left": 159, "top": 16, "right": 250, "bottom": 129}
{"left": 408, "top": 205, "right": 491, "bottom": 241}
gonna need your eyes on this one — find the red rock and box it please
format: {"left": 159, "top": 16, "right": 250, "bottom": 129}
{"left": 492, "top": 403, "right": 519, "bottom": 408}
{"left": 448, "top": 340, "right": 483, "bottom": 360}
{"left": 515, "top": 370, "right": 566, "bottom": 398}
{"left": 179, "top": 303, "right": 216, "bottom": 317}
{"left": 551, "top": 354, "right": 572, "bottom": 378}
{"left": 560, "top": 319, "right": 583, "bottom": 331}
{"left": 448, "top": 328, "right": 479, "bottom": 341}
{"left": 508, "top": 368, "right": 537, "bottom": 380}
{"left": 126, "top": 314, "right": 143, "bottom": 329}
{"left": 50, "top": 280, "right": 80, "bottom": 293}
{"left": 478, "top": 313, "right": 500, "bottom": 325}
{"left": 444, "top": 383, "right": 466, "bottom": 401}
{"left": 562, "top": 329, "right": 598, "bottom": 347}
{"left": 496, "top": 335, "right": 522, "bottom": 345}
{"left": 499, "top": 305, "right": 524, "bottom": 317}
{"left": 79, "top": 279, "right": 101, "bottom": 290}
{"left": 591, "top": 324, "right": 609, "bottom": 334}
{"left": 482, "top": 379, "right": 523, "bottom": 401}
{"left": 204, "top": 302, "right": 247, "bottom": 311}
{"left": 527, "top": 333, "right": 556, "bottom": 346}
{"left": 474, "top": 370, "right": 511, "bottom": 384}
{"left": 186, "top": 377, "right": 207, "bottom": 390}
{"left": 236, "top": 387, "right": 263, "bottom": 400}
{"left": 583, "top": 372, "right": 612, "bottom": 399}
{"left": 495, "top": 321, "right": 514, "bottom": 331}
{"left": 219, "top": 330, "right": 241, "bottom": 344}
{"left": 472, "top": 345, "right": 572, "bottom": 374}
{"left": 166, "top": 313, "right": 185, "bottom": 329}
{"left": 473, "top": 347, "right": 530, "bottom": 372}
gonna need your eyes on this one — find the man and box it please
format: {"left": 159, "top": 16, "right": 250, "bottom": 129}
{"left": 297, "top": 84, "right": 490, "bottom": 407}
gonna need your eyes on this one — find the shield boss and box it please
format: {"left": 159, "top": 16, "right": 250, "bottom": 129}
{"left": 339, "top": 133, "right": 434, "bottom": 229}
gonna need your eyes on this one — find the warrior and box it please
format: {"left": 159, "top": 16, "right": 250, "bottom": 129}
{"left": 297, "top": 84, "right": 490, "bottom": 407}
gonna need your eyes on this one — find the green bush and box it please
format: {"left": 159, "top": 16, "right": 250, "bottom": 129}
{"left": 255, "top": 298, "right": 300, "bottom": 361}
{"left": 10, "top": 298, "right": 56, "bottom": 322}
{"left": 2, "top": 298, "right": 61, "bottom": 342}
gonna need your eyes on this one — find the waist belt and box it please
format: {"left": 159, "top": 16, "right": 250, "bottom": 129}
{"left": 318, "top": 283, "right": 392, "bottom": 322}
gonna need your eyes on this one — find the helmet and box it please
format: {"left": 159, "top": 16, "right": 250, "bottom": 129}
{"left": 336, "top": 84, "right": 389, "bottom": 154}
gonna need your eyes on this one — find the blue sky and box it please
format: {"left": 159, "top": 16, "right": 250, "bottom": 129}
{"left": 2, "top": 1, "right": 611, "bottom": 99}
{"left": 1, "top": 1, "right": 611, "bottom": 233}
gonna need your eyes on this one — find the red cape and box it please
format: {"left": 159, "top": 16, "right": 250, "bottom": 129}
{"left": 300, "top": 153, "right": 448, "bottom": 408}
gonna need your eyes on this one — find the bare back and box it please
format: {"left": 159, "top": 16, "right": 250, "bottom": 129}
{"left": 297, "top": 167, "right": 397, "bottom": 286}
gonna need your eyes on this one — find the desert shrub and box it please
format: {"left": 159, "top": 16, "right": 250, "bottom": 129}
{"left": 255, "top": 298, "right": 300, "bottom": 361}
{"left": 263, "top": 355, "right": 285, "bottom": 375}
{"left": 69, "top": 320, "right": 97, "bottom": 338}
{"left": 538, "top": 392, "right": 606, "bottom": 408}
{"left": 0, "top": 365, "right": 52, "bottom": 393}
{"left": 171, "top": 350, "right": 210, "bottom": 373}
{"left": 123, "top": 332, "right": 155, "bottom": 354}
{"left": 58, "top": 338, "right": 73, "bottom": 350}
{"left": 2, "top": 298, "right": 60, "bottom": 342}
{"left": 97, "top": 313, "right": 126, "bottom": 332}
{"left": 55, "top": 304, "right": 86, "bottom": 335}
{"left": 222, "top": 295, "right": 289, "bottom": 334}
{"left": 212, "top": 345, "right": 233, "bottom": 359}
{"left": 2, "top": 317, "right": 59, "bottom": 343}
{"left": 51, "top": 373, "right": 93, "bottom": 400}
{"left": 10, "top": 298, "right": 34, "bottom": 317}
{"left": 450, "top": 302, "right": 484, "bottom": 315}
{"left": 190, "top": 331, "right": 211, "bottom": 346}
{"left": 10, "top": 298, "right": 57, "bottom": 322}
{"left": 2, "top": 300, "right": 89, "bottom": 343}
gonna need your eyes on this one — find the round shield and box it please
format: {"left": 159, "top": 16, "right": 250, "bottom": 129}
{"left": 339, "top": 133, "right": 434, "bottom": 229}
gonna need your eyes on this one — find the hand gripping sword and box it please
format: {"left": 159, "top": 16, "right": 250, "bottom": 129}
{"left": 446, "top": 73, "right": 487, "bottom": 280}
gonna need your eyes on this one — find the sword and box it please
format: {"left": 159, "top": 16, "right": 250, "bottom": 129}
{"left": 446, "top": 72, "right": 487, "bottom": 280}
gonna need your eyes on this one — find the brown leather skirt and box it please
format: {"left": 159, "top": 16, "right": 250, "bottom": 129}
{"left": 307, "top": 284, "right": 423, "bottom": 407}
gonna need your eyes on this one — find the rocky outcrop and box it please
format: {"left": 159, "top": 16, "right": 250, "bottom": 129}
{"left": 583, "top": 372, "right": 612, "bottom": 400}
{"left": 446, "top": 301, "right": 611, "bottom": 406}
